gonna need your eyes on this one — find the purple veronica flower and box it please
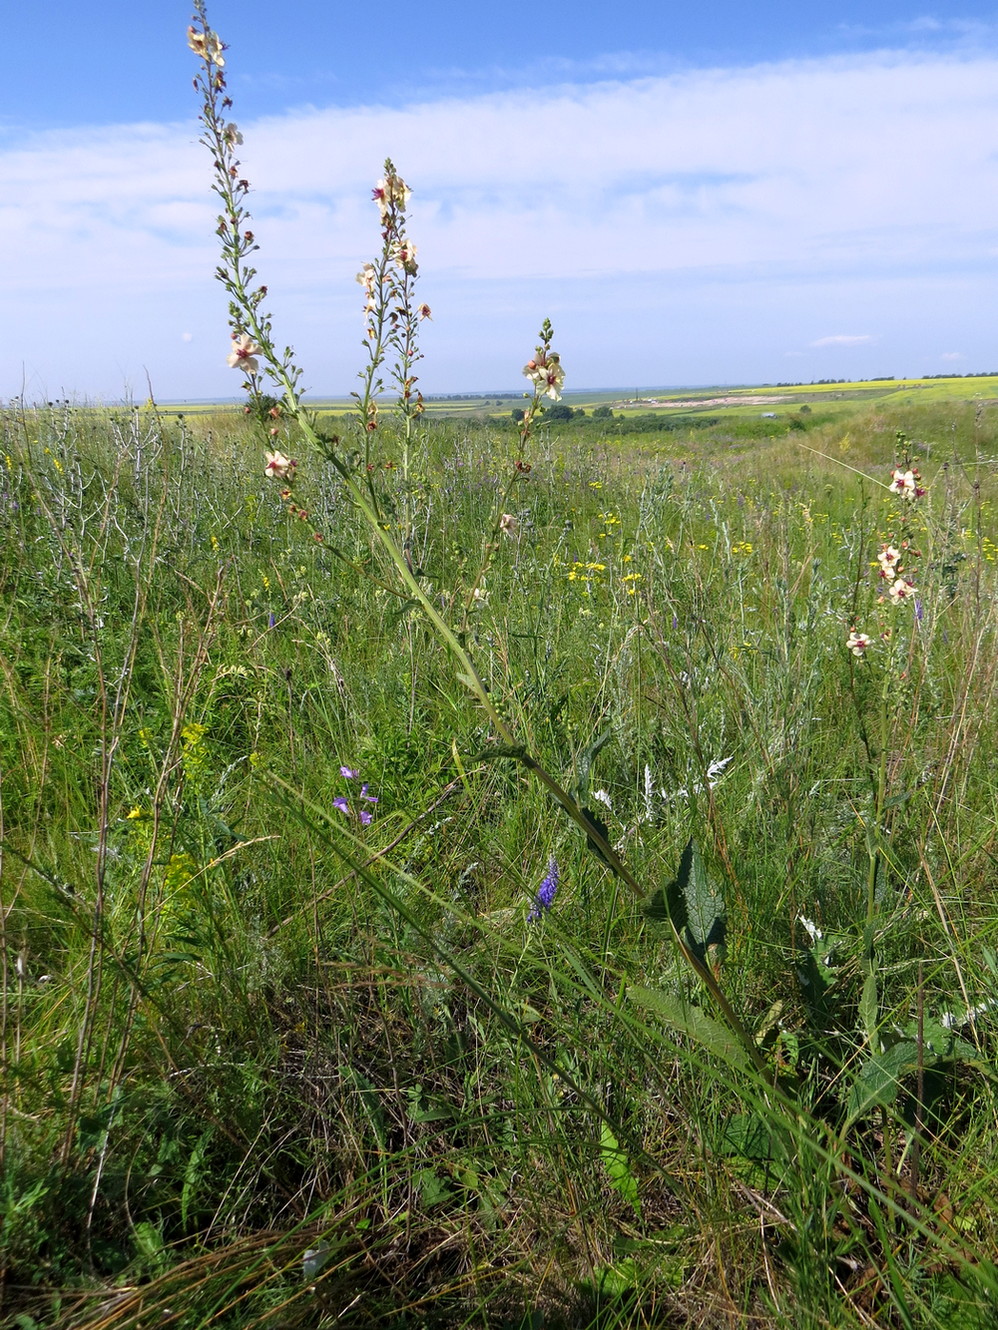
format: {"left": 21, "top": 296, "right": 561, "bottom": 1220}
{"left": 340, "top": 766, "right": 359, "bottom": 779}
{"left": 527, "top": 857, "right": 560, "bottom": 922}
{"left": 359, "top": 809, "right": 373, "bottom": 826}
{"left": 360, "top": 784, "right": 378, "bottom": 803}
{"left": 332, "top": 796, "right": 349, "bottom": 814}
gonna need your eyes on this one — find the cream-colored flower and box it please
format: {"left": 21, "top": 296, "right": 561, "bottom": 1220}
{"left": 888, "top": 577, "right": 914, "bottom": 604}
{"left": 499, "top": 513, "right": 517, "bottom": 538}
{"left": 878, "top": 544, "right": 901, "bottom": 574}
{"left": 264, "top": 451, "right": 295, "bottom": 481}
{"left": 888, "top": 467, "right": 925, "bottom": 500}
{"left": 187, "top": 26, "right": 225, "bottom": 66}
{"left": 227, "top": 332, "right": 261, "bottom": 374}
{"left": 523, "top": 350, "right": 565, "bottom": 401}
{"left": 847, "top": 630, "right": 871, "bottom": 657}
{"left": 372, "top": 174, "right": 411, "bottom": 219}
{"left": 393, "top": 239, "right": 418, "bottom": 274}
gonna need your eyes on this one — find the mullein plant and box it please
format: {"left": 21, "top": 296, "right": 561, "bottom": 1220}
{"left": 353, "top": 164, "right": 429, "bottom": 483}
{"left": 187, "top": 3, "right": 763, "bottom": 1069}
{"left": 459, "top": 320, "right": 565, "bottom": 628}
{"left": 840, "top": 438, "right": 929, "bottom": 1050}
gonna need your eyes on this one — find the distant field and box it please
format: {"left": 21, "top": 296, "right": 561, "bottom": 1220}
{"left": 156, "top": 372, "right": 998, "bottom": 424}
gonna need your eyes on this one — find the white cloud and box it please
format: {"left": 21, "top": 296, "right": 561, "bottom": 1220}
{"left": 4, "top": 48, "right": 998, "bottom": 396}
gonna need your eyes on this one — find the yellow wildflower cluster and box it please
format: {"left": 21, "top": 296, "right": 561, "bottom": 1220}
{"left": 164, "top": 852, "right": 199, "bottom": 894}
{"left": 567, "top": 560, "right": 607, "bottom": 586}
{"left": 731, "top": 541, "right": 753, "bottom": 556}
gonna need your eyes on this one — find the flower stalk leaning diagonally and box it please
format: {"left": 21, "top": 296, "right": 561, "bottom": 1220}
{"left": 187, "top": 3, "right": 765, "bottom": 1074}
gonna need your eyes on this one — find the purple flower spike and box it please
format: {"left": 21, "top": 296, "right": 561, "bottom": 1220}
{"left": 340, "top": 766, "right": 359, "bottom": 779}
{"left": 332, "top": 796, "right": 350, "bottom": 814}
{"left": 527, "top": 857, "right": 560, "bottom": 922}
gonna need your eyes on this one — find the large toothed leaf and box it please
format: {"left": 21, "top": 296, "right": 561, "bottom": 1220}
{"left": 646, "top": 839, "right": 726, "bottom": 964}
{"left": 628, "top": 986, "right": 749, "bottom": 1070}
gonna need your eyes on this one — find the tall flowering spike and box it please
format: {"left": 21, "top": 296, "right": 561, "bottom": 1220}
{"left": 527, "top": 857, "right": 560, "bottom": 922}
{"left": 356, "top": 157, "right": 426, "bottom": 447}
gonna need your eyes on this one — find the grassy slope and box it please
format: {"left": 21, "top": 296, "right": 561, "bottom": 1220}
{"left": 2, "top": 395, "right": 998, "bottom": 1328}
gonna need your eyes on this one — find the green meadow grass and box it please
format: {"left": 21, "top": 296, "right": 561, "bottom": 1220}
{"left": 2, "top": 395, "right": 998, "bottom": 1327}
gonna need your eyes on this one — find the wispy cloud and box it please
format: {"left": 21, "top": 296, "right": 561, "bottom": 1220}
{"left": 4, "top": 46, "right": 998, "bottom": 397}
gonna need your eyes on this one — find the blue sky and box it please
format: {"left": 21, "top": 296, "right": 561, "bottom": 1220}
{"left": 4, "top": 3, "right": 998, "bottom": 399}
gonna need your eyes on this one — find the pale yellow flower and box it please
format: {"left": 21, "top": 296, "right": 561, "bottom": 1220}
{"left": 847, "top": 630, "right": 871, "bottom": 657}
{"left": 888, "top": 577, "right": 914, "bottom": 604}
{"left": 393, "top": 239, "right": 418, "bottom": 274}
{"left": 878, "top": 544, "right": 902, "bottom": 575}
{"left": 372, "top": 174, "right": 411, "bottom": 219}
{"left": 227, "top": 332, "right": 261, "bottom": 374}
{"left": 265, "top": 451, "right": 295, "bottom": 481}
{"left": 522, "top": 350, "right": 565, "bottom": 401}
{"left": 187, "top": 26, "right": 225, "bottom": 66}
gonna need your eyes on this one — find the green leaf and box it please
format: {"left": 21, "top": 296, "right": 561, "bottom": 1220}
{"left": 847, "top": 1039, "right": 921, "bottom": 1121}
{"left": 580, "top": 805, "right": 613, "bottom": 866}
{"left": 859, "top": 966, "right": 879, "bottom": 1046}
{"left": 575, "top": 727, "right": 613, "bottom": 803}
{"left": 722, "top": 1112, "right": 782, "bottom": 1161}
{"left": 414, "top": 1167, "right": 454, "bottom": 1208}
{"left": 599, "top": 1122, "right": 641, "bottom": 1217}
{"left": 628, "top": 986, "right": 749, "bottom": 1070}
{"left": 649, "top": 840, "right": 726, "bottom": 962}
